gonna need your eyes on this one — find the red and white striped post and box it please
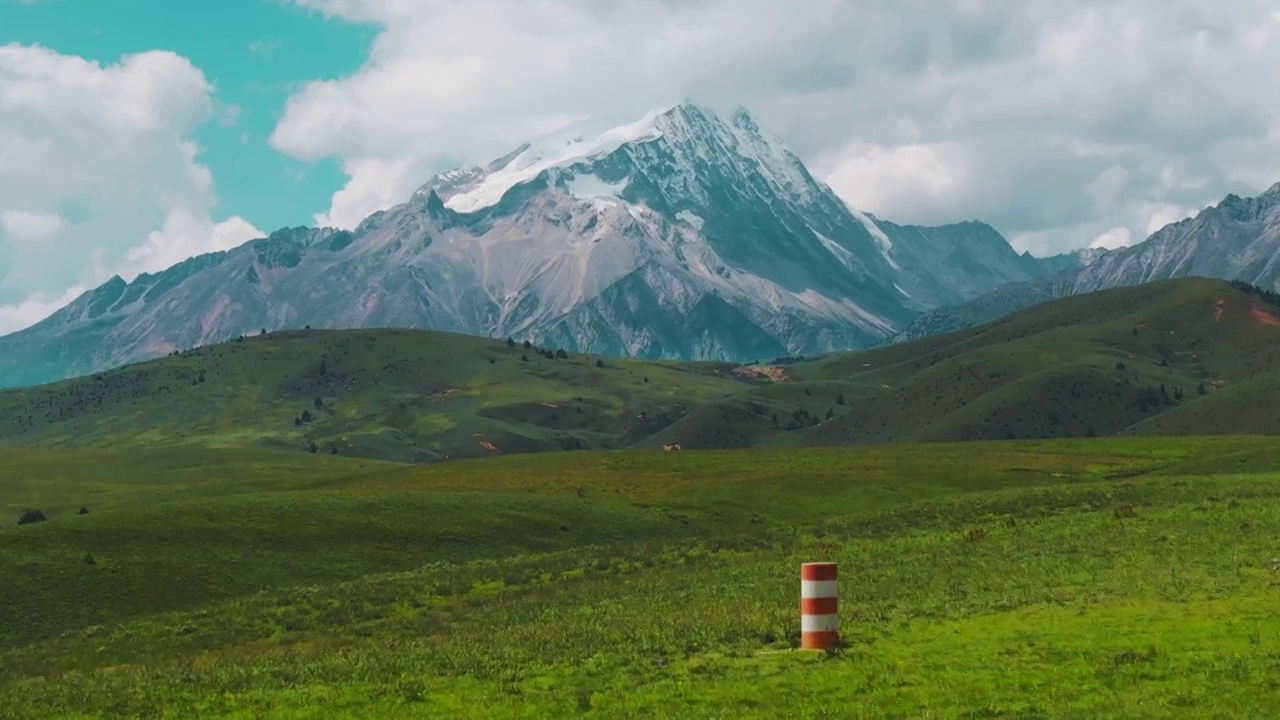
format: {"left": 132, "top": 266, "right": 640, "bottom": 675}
{"left": 800, "top": 562, "right": 838, "bottom": 650}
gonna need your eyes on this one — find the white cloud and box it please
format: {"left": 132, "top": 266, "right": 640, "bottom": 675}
{"left": 1141, "top": 202, "right": 1199, "bottom": 235}
{"left": 125, "top": 208, "right": 263, "bottom": 274}
{"left": 814, "top": 141, "right": 967, "bottom": 219}
{"left": 1089, "top": 227, "right": 1133, "bottom": 250}
{"left": 274, "top": 0, "right": 1280, "bottom": 257}
{"left": 0, "top": 209, "right": 64, "bottom": 239}
{"left": 247, "top": 40, "right": 279, "bottom": 59}
{"left": 0, "top": 285, "right": 84, "bottom": 335}
{"left": 219, "top": 103, "right": 242, "bottom": 128}
{"left": 0, "top": 43, "right": 263, "bottom": 333}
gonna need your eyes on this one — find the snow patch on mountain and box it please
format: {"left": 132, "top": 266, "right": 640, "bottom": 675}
{"left": 675, "top": 210, "right": 704, "bottom": 230}
{"left": 566, "top": 173, "right": 628, "bottom": 201}
{"left": 812, "top": 228, "right": 859, "bottom": 270}
{"left": 843, "top": 203, "right": 897, "bottom": 269}
{"left": 445, "top": 109, "right": 669, "bottom": 213}
{"left": 794, "top": 289, "right": 893, "bottom": 331}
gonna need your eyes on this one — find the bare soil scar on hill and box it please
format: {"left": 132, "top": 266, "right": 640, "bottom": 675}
{"left": 732, "top": 365, "right": 787, "bottom": 382}
{"left": 1249, "top": 304, "right": 1280, "bottom": 327}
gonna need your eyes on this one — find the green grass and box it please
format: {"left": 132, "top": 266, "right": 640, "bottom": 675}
{"left": 4, "top": 437, "right": 1280, "bottom": 717}
{"left": 5, "top": 278, "right": 1280, "bottom": 464}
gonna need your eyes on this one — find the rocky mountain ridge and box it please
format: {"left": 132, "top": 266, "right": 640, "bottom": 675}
{"left": 892, "top": 182, "right": 1280, "bottom": 343}
{"left": 0, "top": 101, "right": 1072, "bottom": 389}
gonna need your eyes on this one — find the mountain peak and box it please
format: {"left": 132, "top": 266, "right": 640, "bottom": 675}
{"left": 1214, "top": 183, "right": 1280, "bottom": 222}
{"left": 419, "top": 101, "right": 792, "bottom": 216}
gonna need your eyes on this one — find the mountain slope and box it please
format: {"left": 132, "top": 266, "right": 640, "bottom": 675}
{"left": 0, "top": 102, "right": 1068, "bottom": 389}
{"left": 893, "top": 183, "right": 1280, "bottom": 341}
{"left": 3, "top": 277, "right": 1279, "bottom": 461}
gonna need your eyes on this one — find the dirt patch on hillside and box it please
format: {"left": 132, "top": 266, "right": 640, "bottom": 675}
{"left": 731, "top": 364, "right": 787, "bottom": 383}
{"left": 1250, "top": 304, "right": 1280, "bottom": 326}
{"left": 1214, "top": 299, "right": 1226, "bottom": 322}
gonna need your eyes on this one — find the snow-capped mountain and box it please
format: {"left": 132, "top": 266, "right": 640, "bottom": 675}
{"left": 0, "top": 102, "right": 1069, "bottom": 388}
{"left": 892, "top": 182, "right": 1280, "bottom": 342}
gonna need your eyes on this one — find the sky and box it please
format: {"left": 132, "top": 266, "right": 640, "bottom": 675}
{"left": 2, "top": 0, "right": 1279, "bottom": 334}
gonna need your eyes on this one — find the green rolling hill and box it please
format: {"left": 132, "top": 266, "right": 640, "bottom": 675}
{"left": 2, "top": 277, "right": 1279, "bottom": 461}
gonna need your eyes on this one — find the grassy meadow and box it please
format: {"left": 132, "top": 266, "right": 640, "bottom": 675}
{"left": 4, "top": 437, "right": 1280, "bottom": 718}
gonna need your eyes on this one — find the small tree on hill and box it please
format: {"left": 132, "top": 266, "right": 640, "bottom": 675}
{"left": 301, "top": 409, "right": 313, "bottom": 423}
{"left": 314, "top": 396, "right": 324, "bottom": 411}
{"left": 1197, "top": 382, "right": 1207, "bottom": 396}
{"left": 596, "top": 359, "right": 605, "bottom": 368}
{"left": 556, "top": 349, "right": 568, "bottom": 359}
{"left": 506, "top": 337, "right": 515, "bottom": 347}
{"left": 836, "top": 393, "right": 845, "bottom": 405}
{"left": 521, "top": 353, "right": 529, "bottom": 362}
{"left": 523, "top": 340, "right": 532, "bottom": 349}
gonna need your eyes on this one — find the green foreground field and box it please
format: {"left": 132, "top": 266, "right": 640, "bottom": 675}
{"left": 4, "top": 437, "right": 1280, "bottom": 718}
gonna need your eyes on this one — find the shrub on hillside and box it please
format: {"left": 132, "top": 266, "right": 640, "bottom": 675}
{"left": 17, "top": 508, "right": 46, "bottom": 525}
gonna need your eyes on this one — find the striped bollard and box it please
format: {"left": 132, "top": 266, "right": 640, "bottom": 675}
{"left": 800, "top": 562, "right": 838, "bottom": 650}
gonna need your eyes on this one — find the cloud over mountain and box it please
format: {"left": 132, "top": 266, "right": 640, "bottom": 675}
{"left": 274, "top": 0, "right": 1280, "bottom": 257}
{"left": 0, "top": 43, "right": 262, "bottom": 333}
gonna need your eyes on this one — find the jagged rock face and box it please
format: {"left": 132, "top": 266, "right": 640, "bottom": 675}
{"left": 892, "top": 183, "right": 1280, "bottom": 343}
{"left": 0, "top": 102, "right": 1062, "bottom": 388}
